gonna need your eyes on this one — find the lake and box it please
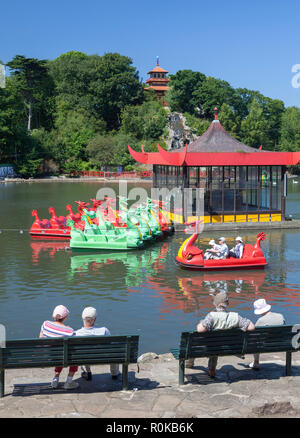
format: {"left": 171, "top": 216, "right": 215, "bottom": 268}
{"left": 0, "top": 179, "right": 300, "bottom": 354}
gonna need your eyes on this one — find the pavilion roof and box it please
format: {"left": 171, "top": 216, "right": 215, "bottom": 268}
{"left": 178, "top": 119, "right": 258, "bottom": 153}
{"left": 128, "top": 107, "right": 300, "bottom": 166}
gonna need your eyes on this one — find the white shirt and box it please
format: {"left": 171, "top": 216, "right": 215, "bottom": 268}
{"left": 218, "top": 243, "right": 229, "bottom": 258}
{"left": 75, "top": 326, "right": 111, "bottom": 336}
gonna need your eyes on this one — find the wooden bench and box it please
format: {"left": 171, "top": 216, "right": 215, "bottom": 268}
{"left": 170, "top": 325, "right": 299, "bottom": 384}
{"left": 0, "top": 334, "right": 139, "bottom": 397}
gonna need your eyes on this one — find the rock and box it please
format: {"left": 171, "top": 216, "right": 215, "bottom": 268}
{"left": 252, "top": 401, "right": 296, "bottom": 416}
{"left": 166, "top": 112, "right": 197, "bottom": 150}
{"left": 138, "top": 352, "right": 159, "bottom": 363}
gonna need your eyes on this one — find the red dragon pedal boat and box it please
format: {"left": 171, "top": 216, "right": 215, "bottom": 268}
{"left": 30, "top": 208, "right": 71, "bottom": 239}
{"left": 176, "top": 229, "right": 267, "bottom": 271}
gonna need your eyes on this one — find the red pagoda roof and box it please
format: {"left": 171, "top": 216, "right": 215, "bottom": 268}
{"left": 128, "top": 108, "right": 300, "bottom": 166}
{"left": 147, "top": 57, "right": 168, "bottom": 74}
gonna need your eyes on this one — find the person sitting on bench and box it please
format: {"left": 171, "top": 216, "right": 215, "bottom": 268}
{"left": 186, "top": 293, "right": 255, "bottom": 376}
{"left": 76, "top": 307, "right": 120, "bottom": 381}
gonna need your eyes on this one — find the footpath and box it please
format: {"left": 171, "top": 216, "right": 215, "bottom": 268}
{"left": 1, "top": 351, "right": 300, "bottom": 418}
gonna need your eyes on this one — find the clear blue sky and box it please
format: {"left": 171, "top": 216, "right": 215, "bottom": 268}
{"left": 1, "top": 0, "right": 299, "bottom": 107}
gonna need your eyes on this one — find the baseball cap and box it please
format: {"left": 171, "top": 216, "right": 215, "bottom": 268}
{"left": 52, "top": 305, "right": 69, "bottom": 319}
{"left": 82, "top": 307, "right": 97, "bottom": 319}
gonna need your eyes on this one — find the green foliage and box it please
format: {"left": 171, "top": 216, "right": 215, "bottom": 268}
{"left": 278, "top": 107, "right": 300, "bottom": 151}
{"left": 168, "top": 70, "right": 206, "bottom": 114}
{"left": 7, "top": 55, "right": 55, "bottom": 131}
{"left": 239, "top": 100, "right": 269, "bottom": 148}
{"left": 121, "top": 101, "right": 167, "bottom": 140}
{"left": 218, "top": 103, "right": 241, "bottom": 139}
{"left": 183, "top": 113, "right": 210, "bottom": 136}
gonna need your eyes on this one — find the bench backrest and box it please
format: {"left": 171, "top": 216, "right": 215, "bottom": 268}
{"left": 177, "top": 326, "right": 298, "bottom": 359}
{"left": 0, "top": 335, "right": 139, "bottom": 369}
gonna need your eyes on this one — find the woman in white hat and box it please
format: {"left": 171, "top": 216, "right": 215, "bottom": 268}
{"left": 229, "top": 236, "right": 244, "bottom": 258}
{"left": 249, "top": 299, "right": 285, "bottom": 370}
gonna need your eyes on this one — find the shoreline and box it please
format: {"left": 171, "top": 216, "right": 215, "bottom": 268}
{"left": 0, "top": 177, "right": 153, "bottom": 184}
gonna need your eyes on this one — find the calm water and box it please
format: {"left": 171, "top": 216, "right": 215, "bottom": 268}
{"left": 1, "top": 179, "right": 300, "bottom": 354}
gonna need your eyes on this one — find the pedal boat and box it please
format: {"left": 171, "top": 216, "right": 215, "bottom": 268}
{"left": 176, "top": 232, "right": 267, "bottom": 271}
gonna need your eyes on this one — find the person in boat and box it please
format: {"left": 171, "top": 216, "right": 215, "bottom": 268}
{"left": 204, "top": 239, "right": 221, "bottom": 260}
{"left": 249, "top": 299, "right": 285, "bottom": 370}
{"left": 75, "top": 307, "right": 119, "bottom": 381}
{"left": 40, "top": 305, "right": 79, "bottom": 390}
{"left": 229, "top": 236, "right": 244, "bottom": 258}
{"left": 186, "top": 293, "right": 255, "bottom": 376}
{"left": 216, "top": 237, "right": 229, "bottom": 259}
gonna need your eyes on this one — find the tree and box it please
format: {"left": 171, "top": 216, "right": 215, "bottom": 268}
{"left": 278, "top": 107, "right": 300, "bottom": 151}
{"left": 167, "top": 70, "right": 206, "bottom": 114}
{"left": 240, "top": 100, "right": 269, "bottom": 148}
{"left": 7, "top": 55, "right": 55, "bottom": 132}
{"left": 0, "top": 77, "right": 29, "bottom": 163}
{"left": 91, "top": 53, "right": 144, "bottom": 130}
{"left": 192, "top": 77, "right": 244, "bottom": 119}
{"left": 121, "top": 101, "right": 167, "bottom": 140}
{"left": 218, "top": 103, "right": 241, "bottom": 139}
{"left": 87, "top": 135, "right": 116, "bottom": 169}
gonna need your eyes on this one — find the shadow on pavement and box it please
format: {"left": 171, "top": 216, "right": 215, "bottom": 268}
{"left": 11, "top": 371, "right": 163, "bottom": 397}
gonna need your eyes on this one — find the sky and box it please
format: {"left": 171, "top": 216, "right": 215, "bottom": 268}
{"left": 1, "top": 0, "right": 300, "bottom": 108}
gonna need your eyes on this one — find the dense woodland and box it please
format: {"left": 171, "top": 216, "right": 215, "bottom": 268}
{"left": 0, "top": 51, "right": 299, "bottom": 177}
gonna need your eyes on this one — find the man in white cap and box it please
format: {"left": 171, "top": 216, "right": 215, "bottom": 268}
{"left": 75, "top": 307, "right": 119, "bottom": 381}
{"left": 216, "top": 237, "right": 229, "bottom": 259}
{"left": 229, "top": 237, "right": 244, "bottom": 258}
{"left": 249, "top": 299, "right": 285, "bottom": 370}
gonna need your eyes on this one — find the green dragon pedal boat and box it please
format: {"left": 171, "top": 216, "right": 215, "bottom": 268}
{"left": 67, "top": 209, "right": 144, "bottom": 251}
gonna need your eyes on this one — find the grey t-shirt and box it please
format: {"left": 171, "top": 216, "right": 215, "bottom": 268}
{"left": 255, "top": 312, "right": 285, "bottom": 327}
{"left": 75, "top": 326, "right": 111, "bottom": 336}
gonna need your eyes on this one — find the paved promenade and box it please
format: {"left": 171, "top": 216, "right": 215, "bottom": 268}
{"left": 1, "top": 351, "right": 300, "bottom": 418}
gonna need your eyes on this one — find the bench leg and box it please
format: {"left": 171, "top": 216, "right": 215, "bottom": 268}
{"left": 0, "top": 369, "right": 4, "bottom": 398}
{"left": 179, "top": 359, "right": 185, "bottom": 385}
{"left": 122, "top": 364, "right": 128, "bottom": 390}
{"left": 286, "top": 352, "right": 292, "bottom": 376}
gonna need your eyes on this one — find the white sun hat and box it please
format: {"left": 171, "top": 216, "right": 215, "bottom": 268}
{"left": 236, "top": 236, "right": 243, "bottom": 242}
{"left": 209, "top": 239, "right": 215, "bottom": 245}
{"left": 219, "top": 237, "right": 226, "bottom": 242}
{"left": 253, "top": 299, "right": 271, "bottom": 315}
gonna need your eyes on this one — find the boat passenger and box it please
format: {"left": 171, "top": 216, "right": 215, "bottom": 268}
{"left": 229, "top": 236, "right": 244, "bottom": 258}
{"left": 185, "top": 293, "right": 255, "bottom": 375}
{"left": 75, "top": 307, "right": 119, "bottom": 381}
{"left": 204, "top": 239, "right": 221, "bottom": 260}
{"left": 249, "top": 299, "right": 285, "bottom": 370}
{"left": 40, "top": 305, "right": 79, "bottom": 390}
{"left": 216, "top": 237, "right": 229, "bottom": 259}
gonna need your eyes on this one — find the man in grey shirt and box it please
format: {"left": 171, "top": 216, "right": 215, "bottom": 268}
{"left": 249, "top": 298, "right": 285, "bottom": 370}
{"left": 76, "top": 307, "right": 119, "bottom": 381}
{"left": 186, "top": 292, "right": 255, "bottom": 377}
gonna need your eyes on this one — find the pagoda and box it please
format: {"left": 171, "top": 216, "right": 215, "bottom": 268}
{"left": 145, "top": 57, "right": 170, "bottom": 104}
{"left": 129, "top": 108, "right": 300, "bottom": 224}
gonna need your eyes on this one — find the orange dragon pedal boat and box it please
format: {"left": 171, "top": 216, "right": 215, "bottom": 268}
{"left": 176, "top": 229, "right": 267, "bottom": 271}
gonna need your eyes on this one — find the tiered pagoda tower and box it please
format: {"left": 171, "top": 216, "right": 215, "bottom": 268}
{"left": 145, "top": 57, "right": 170, "bottom": 105}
